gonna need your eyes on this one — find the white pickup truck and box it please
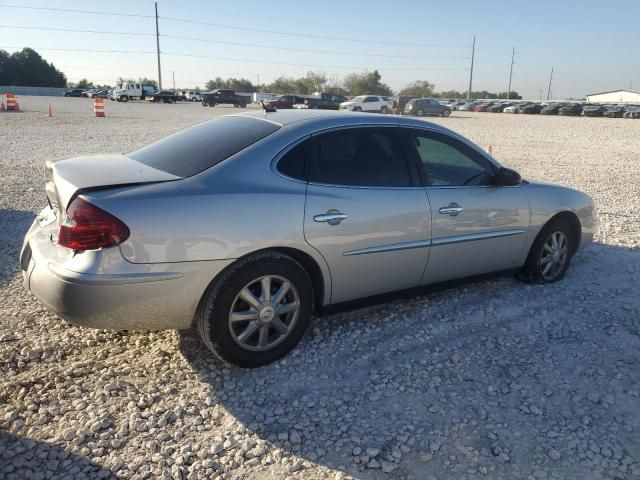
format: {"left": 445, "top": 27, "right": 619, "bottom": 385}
{"left": 110, "top": 82, "right": 156, "bottom": 102}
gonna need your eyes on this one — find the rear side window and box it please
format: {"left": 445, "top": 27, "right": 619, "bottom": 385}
{"left": 276, "top": 139, "right": 309, "bottom": 181}
{"left": 129, "top": 117, "right": 280, "bottom": 177}
{"left": 309, "top": 128, "right": 412, "bottom": 187}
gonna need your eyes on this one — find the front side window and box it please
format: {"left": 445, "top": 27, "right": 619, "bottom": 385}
{"left": 309, "top": 128, "right": 412, "bottom": 187}
{"left": 405, "top": 130, "right": 495, "bottom": 187}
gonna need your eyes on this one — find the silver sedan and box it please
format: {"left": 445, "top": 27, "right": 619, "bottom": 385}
{"left": 20, "top": 110, "right": 597, "bottom": 367}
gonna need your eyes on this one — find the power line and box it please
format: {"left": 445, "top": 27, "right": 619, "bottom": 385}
{"left": 0, "top": 25, "right": 470, "bottom": 60}
{"left": 0, "top": 45, "right": 469, "bottom": 72}
{"left": 0, "top": 24, "right": 154, "bottom": 36}
{"left": 163, "top": 52, "right": 470, "bottom": 72}
{"left": 0, "top": 3, "right": 471, "bottom": 49}
{"left": 162, "top": 34, "right": 471, "bottom": 60}
{"left": 0, "top": 46, "right": 154, "bottom": 54}
{"left": 0, "top": 3, "right": 152, "bottom": 18}
{"left": 159, "top": 15, "right": 471, "bottom": 49}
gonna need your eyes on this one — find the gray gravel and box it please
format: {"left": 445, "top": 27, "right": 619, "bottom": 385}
{"left": 1, "top": 96, "right": 639, "bottom": 480}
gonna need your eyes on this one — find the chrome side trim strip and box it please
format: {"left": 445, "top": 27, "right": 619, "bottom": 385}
{"left": 343, "top": 240, "right": 431, "bottom": 256}
{"left": 431, "top": 229, "right": 526, "bottom": 246}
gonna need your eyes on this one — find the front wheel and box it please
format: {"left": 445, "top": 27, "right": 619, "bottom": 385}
{"left": 119, "top": 95, "right": 129, "bottom": 103}
{"left": 519, "top": 219, "right": 574, "bottom": 283}
{"left": 353, "top": 106, "right": 362, "bottom": 112}
{"left": 416, "top": 108, "right": 425, "bottom": 117}
{"left": 197, "top": 251, "right": 313, "bottom": 367}
{"left": 442, "top": 109, "right": 451, "bottom": 117}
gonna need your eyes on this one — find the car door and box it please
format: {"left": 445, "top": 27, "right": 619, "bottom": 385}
{"left": 401, "top": 128, "right": 530, "bottom": 285}
{"left": 303, "top": 126, "right": 431, "bottom": 304}
{"left": 363, "top": 96, "right": 378, "bottom": 112}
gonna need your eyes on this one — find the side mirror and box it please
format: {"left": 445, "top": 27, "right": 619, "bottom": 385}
{"left": 493, "top": 167, "right": 521, "bottom": 186}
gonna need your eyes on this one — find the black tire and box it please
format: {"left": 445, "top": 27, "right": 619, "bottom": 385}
{"left": 442, "top": 109, "right": 451, "bottom": 117}
{"left": 196, "top": 251, "right": 314, "bottom": 368}
{"left": 353, "top": 106, "right": 362, "bottom": 112}
{"left": 519, "top": 218, "right": 575, "bottom": 284}
{"left": 380, "top": 106, "right": 389, "bottom": 114}
{"left": 120, "top": 95, "right": 129, "bottom": 103}
{"left": 209, "top": 102, "right": 216, "bottom": 107}
{"left": 240, "top": 103, "right": 247, "bottom": 108}
{"left": 416, "top": 109, "right": 425, "bottom": 117}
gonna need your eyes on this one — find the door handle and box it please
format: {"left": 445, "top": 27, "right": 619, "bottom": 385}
{"left": 439, "top": 203, "right": 463, "bottom": 216}
{"left": 314, "top": 211, "right": 348, "bottom": 225}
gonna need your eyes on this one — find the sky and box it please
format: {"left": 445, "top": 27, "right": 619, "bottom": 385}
{"left": 2, "top": 0, "right": 639, "bottom": 99}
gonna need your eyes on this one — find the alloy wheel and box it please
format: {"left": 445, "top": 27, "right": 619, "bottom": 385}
{"left": 228, "top": 275, "right": 300, "bottom": 352}
{"left": 538, "top": 231, "right": 569, "bottom": 281}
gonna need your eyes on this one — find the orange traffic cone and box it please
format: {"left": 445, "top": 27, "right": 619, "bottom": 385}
{"left": 47, "top": 104, "right": 53, "bottom": 117}
{"left": 0, "top": 99, "right": 4, "bottom": 111}
{"left": 5, "top": 93, "right": 17, "bottom": 111}
{"left": 93, "top": 97, "right": 105, "bottom": 117}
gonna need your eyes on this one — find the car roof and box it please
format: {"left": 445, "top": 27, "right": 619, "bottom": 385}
{"left": 231, "top": 109, "right": 451, "bottom": 132}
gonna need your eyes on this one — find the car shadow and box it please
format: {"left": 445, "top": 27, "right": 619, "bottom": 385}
{"left": 0, "top": 431, "right": 116, "bottom": 479}
{"left": 0, "top": 208, "right": 35, "bottom": 282}
{"left": 178, "top": 242, "right": 640, "bottom": 479}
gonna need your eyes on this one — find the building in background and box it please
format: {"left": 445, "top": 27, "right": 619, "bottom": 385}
{"left": 585, "top": 90, "right": 640, "bottom": 103}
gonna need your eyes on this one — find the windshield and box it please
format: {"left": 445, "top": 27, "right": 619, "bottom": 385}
{"left": 129, "top": 116, "right": 280, "bottom": 177}
{"left": 351, "top": 96, "right": 366, "bottom": 103}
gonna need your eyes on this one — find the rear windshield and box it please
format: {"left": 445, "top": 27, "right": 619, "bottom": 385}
{"left": 128, "top": 116, "right": 280, "bottom": 177}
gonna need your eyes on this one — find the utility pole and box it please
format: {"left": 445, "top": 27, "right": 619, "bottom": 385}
{"left": 506, "top": 47, "right": 515, "bottom": 99}
{"left": 467, "top": 35, "right": 475, "bottom": 100}
{"left": 539, "top": 90, "right": 542, "bottom": 102}
{"left": 546, "top": 66, "right": 554, "bottom": 101}
{"left": 172, "top": 71, "right": 175, "bottom": 91}
{"left": 154, "top": 2, "right": 162, "bottom": 89}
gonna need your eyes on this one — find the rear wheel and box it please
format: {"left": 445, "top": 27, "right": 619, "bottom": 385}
{"left": 380, "top": 106, "right": 389, "bottom": 114}
{"left": 119, "top": 95, "right": 129, "bottom": 103}
{"left": 416, "top": 109, "right": 425, "bottom": 117}
{"left": 519, "top": 219, "right": 575, "bottom": 283}
{"left": 197, "top": 251, "right": 313, "bottom": 367}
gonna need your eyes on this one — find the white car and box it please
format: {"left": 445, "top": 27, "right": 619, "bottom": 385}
{"left": 340, "top": 95, "right": 391, "bottom": 114}
{"left": 185, "top": 91, "right": 202, "bottom": 102}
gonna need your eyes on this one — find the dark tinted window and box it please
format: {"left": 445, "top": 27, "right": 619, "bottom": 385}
{"left": 405, "top": 130, "right": 496, "bottom": 186}
{"left": 276, "top": 139, "right": 309, "bottom": 181}
{"left": 309, "top": 128, "right": 412, "bottom": 187}
{"left": 129, "top": 117, "right": 280, "bottom": 177}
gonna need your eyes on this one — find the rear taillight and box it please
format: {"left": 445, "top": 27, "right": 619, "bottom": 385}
{"left": 58, "top": 197, "right": 130, "bottom": 251}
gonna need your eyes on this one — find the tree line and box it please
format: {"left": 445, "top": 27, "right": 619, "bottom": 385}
{"left": 0, "top": 48, "right": 66, "bottom": 87}
{"left": 205, "top": 71, "right": 520, "bottom": 99}
{"left": 0, "top": 48, "right": 520, "bottom": 99}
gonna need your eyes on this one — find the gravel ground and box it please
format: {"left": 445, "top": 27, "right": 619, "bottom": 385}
{"left": 1, "top": 96, "right": 639, "bottom": 480}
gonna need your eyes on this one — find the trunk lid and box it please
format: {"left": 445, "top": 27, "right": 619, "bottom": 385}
{"left": 45, "top": 154, "right": 180, "bottom": 211}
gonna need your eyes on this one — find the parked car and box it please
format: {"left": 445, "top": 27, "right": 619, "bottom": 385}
{"left": 63, "top": 89, "right": 86, "bottom": 98}
{"left": 458, "top": 101, "right": 482, "bottom": 111}
{"left": 184, "top": 92, "right": 202, "bottom": 102}
{"left": 202, "top": 89, "right": 249, "bottom": 108}
{"left": 20, "top": 110, "right": 596, "bottom": 367}
{"left": 504, "top": 103, "right": 528, "bottom": 114}
{"left": 448, "top": 101, "right": 467, "bottom": 110}
{"left": 146, "top": 90, "right": 179, "bottom": 103}
{"left": 404, "top": 98, "right": 452, "bottom": 117}
{"left": 623, "top": 106, "right": 640, "bottom": 118}
{"left": 488, "top": 102, "right": 513, "bottom": 113}
{"left": 296, "top": 92, "right": 347, "bottom": 110}
{"left": 392, "top": 95, "right": 415, "bottom": 114}
{"left": 520, "top": 103, "right": 544, "bottom": 114}
{"left": 474, "top": 102, "right": 495, "bottom": 112}
{"left": 558, "top": 104, "right": 583, "bottom": 116}
{"left": 582, "top": 104, "right": 607, "bottom": 117}
{"left": 339, "top": 95, "right": 391, "bottom": 113}
{"left": 541, "top": 103, "right": 565, "bottom": 115}
{"left": 89, "top": 90, "right": 109, "bottom": 99}
{"left": 603, "top": 105, "right": 627, "bottom": 118}
{"left": 263, "top": 95, "right": 304, "bottom": 109}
